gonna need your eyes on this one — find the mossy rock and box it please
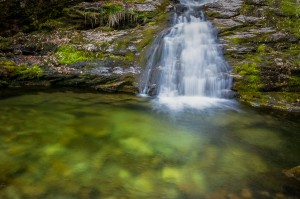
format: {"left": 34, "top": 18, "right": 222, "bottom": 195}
{"left": 206, "top": 0, "right": 300, "bottom": 111}
{"left": 0, "top": 58, "right": 43, "bottom": 79}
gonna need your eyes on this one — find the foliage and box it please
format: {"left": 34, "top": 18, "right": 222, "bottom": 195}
{"left": 0, "top": 0, "right": 85, "bottom": 35}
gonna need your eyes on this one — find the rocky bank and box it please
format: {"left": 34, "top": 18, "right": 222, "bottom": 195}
{"left": 0, "top": 0, "right": 299, "bottom": 111}
{"left": 0, "top": 0, "right": 171, "bottom": 93}
{"left": 204, "top": 0, "right": 300, "bottom": 111}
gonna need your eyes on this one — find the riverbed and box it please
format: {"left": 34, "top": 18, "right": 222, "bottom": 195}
{"left": 0, "top": 89, "right": 299, "bottom": 198}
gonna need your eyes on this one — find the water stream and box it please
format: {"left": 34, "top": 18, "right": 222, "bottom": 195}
{"left": 139, "top": 0, "right": 232, "bottom": 110}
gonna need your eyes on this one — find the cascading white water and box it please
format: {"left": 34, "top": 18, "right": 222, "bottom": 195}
{"left": 139, "top": 0, "right": 233, "bottom": 110}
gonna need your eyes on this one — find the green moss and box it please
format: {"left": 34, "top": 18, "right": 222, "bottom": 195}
{"left": 233, "top": 54, "right": 263, "bottom": 92}
{"left": 110, "top": 52, "right": 135, "bottom": 63}
{"left": 228, "top": 37, "right": 243, "bottom": 45}
{"left": 239, "top": 4, "right": 256, "bottom": 15}
{"left": 102, "top": 3, "right": 124, "bottom": 14}
{"left": 238, "top": 91, "right": 300, "bottom": 110}
{"left": 19, "top": 65, "right": 44, "bottom": 78}
{"left": 55, "top": 45, "right": 104, "bottom": 64}
{"left": 238, "top": 92, "right": 273, "bottom": 108}
{"left": 257, "top": 44, "right": 267, "bottom": 54}
{"left": 137, "top": 29, "right": 155, "bottom": 51}
{"left": 281, "top": 0, "right": 300, "bottom": 16}
{"left": 124, "top": 52, "right": 135, "bottom": 62}
{"left": 0, "top": 59, "right": 43, "bottom": 79}
{"left": 224, "top": 0, "right": 300, "bottom": 109}
{"left": 261, "top": 0, "right": 300, "bottom": 39}
{"left": 277, "top": 17, "right": 300, "bottom": 39}
{"left": 234, "top": 62, "right": 260, "bottom": 76}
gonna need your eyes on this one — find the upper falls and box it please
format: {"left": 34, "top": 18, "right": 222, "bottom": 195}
{"left": 139, "top": 0, "right": 233, "bottom": 110}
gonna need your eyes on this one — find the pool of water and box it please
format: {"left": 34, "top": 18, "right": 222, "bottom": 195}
{"left": 0, "top": 89, "right": 299, "bottom": 199}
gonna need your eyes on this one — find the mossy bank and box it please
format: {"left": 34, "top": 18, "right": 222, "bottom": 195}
{"left": 0, "top": 0, "right": 171, "bottom": 93}
{"left": 204, "top": 0, "right": 300, "bottom": 111}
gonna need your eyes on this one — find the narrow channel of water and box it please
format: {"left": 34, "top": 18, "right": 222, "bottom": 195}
{"left": 0, "top": 90, "right": 299, "bottom": 199}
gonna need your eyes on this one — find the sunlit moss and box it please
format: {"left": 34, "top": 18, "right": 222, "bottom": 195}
{"left": 55, "top": 45, "right": 104, "bottom": 64}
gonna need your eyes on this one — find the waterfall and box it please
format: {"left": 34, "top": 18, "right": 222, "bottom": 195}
{"left": 139, "top": 0, "right": 233, "bottom": 110}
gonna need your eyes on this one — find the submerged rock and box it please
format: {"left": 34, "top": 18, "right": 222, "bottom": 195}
{"left": 283, "top": 165, "right": 300, "bottom": 181}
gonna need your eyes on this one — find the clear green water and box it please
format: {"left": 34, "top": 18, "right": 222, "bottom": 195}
{"left": 0, "top": 89, "right": 299, "bottom": 199}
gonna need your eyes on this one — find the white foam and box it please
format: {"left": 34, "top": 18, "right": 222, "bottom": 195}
{"left": 153, "top": 96, "right": 235, "bottom": 111}
{"left": 180, "top": 0, "right": 218, "bottom": 6}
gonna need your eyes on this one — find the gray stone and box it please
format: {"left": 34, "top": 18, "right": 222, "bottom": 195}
{"left": 212, "top": 19, "right": 244, "bottom": 32}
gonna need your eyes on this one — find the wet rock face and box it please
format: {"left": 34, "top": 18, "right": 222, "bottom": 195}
{"left": 203, "top": 0, "right": 300, "bottom": 111}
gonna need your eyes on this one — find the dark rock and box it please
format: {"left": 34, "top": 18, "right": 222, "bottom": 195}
{"left": 147, "top": 84, "right": 157, "bottom": 96}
